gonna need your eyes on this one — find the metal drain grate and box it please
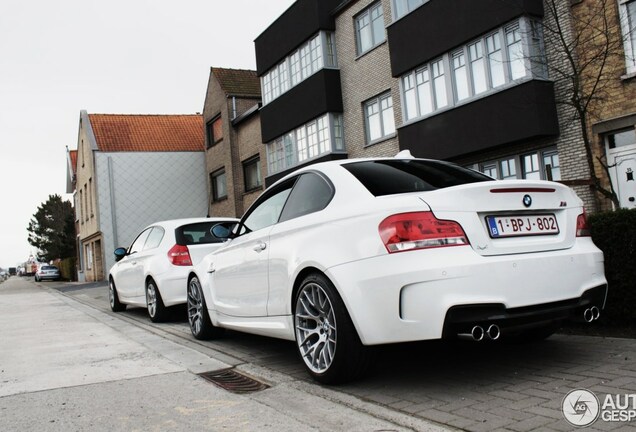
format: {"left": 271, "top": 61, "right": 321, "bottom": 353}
{"left": 198, "top": 369, "right": 269, "bottom": 393}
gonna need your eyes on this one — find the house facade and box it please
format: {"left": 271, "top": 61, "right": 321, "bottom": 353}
{"left": 203, "top": 68, "right": 265, "bottom": 217}
{"left": 73, "top": 111, "right": 208, "bottom": 281}
{"left": 254, "top": 0, "right": 598, "bottom": 210}
{"left": 571, "top": 0, "right": 636, "bottom": 210}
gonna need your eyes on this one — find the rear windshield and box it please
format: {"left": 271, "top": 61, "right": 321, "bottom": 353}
{"left": 175, "top": 222, "right": 229, "bottom": 245}
{"left": 343, "top": 159, "right": 491, "bottom": 197}
{"left": 41, "top": 266, "right": 57, "bottom": 270}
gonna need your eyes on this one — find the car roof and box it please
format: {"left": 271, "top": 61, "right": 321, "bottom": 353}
{"left": 142, "top": 217, "right": 239, "bottom": 231}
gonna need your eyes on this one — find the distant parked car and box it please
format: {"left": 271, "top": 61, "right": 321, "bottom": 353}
{"left": 34, "top": 265, "right": 60, "bottom": 282}
{"left": 108, "top": 217, "right": 237, "bottom": 322}
{"left": 186, "top": 155, "right": 607, "bottom": 384}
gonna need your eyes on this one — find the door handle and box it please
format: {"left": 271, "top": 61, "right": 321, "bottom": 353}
{"left": 131, "top": 261, "right": 137, "bottom": 266}
{"left": 253, "top": 241, "right": 267, "bottom": 252}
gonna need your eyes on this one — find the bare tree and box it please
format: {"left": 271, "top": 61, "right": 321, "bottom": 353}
{"left": 539, "top": 0, "right": 625, "bottom": 208}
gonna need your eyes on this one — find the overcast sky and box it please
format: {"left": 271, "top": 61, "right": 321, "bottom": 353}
{"left": 0, "top": 0, "right": 295, "bottom": 268}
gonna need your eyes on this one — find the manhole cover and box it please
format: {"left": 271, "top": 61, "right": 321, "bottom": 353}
{"left": 198, "top": 369, "right": 269, "bottom": 393}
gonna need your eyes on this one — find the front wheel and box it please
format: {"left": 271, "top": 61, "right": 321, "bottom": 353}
{"left": 294, "top": 273, "right": 371, "bottom": 384}
{"left": 187, "top": 276, "right": 224, "bottom": 340}
{"left": 109, "top": 278, "right": 126, "bottom": 312}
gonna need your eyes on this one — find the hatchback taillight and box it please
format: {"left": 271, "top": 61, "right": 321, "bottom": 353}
{"left": 379, "top": 212, "right": 469, "bottom": 253}
{"left": 167, "top": 244, "right": 193, "bottom": 266}
{"left": 576, "top": 211, "right": 591, "bottom": 237}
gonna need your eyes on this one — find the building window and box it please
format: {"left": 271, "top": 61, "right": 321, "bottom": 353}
{"left": 543, "top": 150, "right": 561, "bottom": 181}
{"left": 355, "top": 2, "right": 385, "bottom": 55}
{"left": 243, "top": 157, "right": 262, "bottom": 192}
{"left": 79, "top": 190, "right": 84, "bottom": 224}
{"left": 261, "top": 31, "right": 337, "bottom": 105}
{"left": 85, "top": 244, "right": 93, "bottom": 270}
{"left": 206, "top": 115, "right": 223, "bottom": 148}
{"left": 606, "top": 128, "right": 636, "bottom": 149}
{"left": 619, "top": 0, "right": 636, "bottom": 74}
{"left": 476, "top": 148, "right": 560, "bottom": 181}
{"left": 364, "top": 92, "right": 396, "bottom": 144}
{"left": 266, "top": 113, "right": 345, "bottom": 174}
{"left": 393, "top": 0, "right": 425, "bottom": 20}
{"left": 400, "top": 18, "right": 546, "bottom": 123}
{"left": 89, "top": 177, "right": 93, "bottom": 217}
{"left": 210, "top": 169, "right": 227, "bottom": 202}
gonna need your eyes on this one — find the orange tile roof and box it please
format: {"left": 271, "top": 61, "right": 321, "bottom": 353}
{"left": 88, "top": 114, "right": 204, "bottom": 152}
{"left": 69, "top": 150, "right": 77, "bottom": 174}
{"left": 211, "top": 67, "right": 261, "bottom": 98}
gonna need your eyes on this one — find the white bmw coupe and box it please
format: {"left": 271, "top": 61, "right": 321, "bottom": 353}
{"left": 186, "top": 155, "right": 607, "bottom": 384}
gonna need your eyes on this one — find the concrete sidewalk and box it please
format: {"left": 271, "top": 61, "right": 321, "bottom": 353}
{"left": 0, "top": 277, "right": 447, "bottom": 431}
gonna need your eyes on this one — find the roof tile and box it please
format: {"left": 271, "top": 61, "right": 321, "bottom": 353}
{"left": 88, "top": 114, "right": 204, "bottom": 152}
{"left": 212, "top": 67, "right": 261, "bottom": 98}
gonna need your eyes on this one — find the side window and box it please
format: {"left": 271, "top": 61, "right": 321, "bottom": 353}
{"left": 241, "top": 180, "right": 295, "bottom": 233}
{"left": 279, "top": 173, "right": 333, "bottom": 223}
{"left": 144, "top": 227, "right": 165, "bottom": 250}
{"left": 129, "top": 228, "right": 152, "bottom": 255}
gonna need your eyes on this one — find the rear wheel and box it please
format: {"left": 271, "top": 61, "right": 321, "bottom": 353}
{"left": 109, "top": 278, "right": 126, "bottom": 312}
{"left": 146, "top": 279, "right": 168, "bottom": 322}
{"left": 187, "top": 276, "right": 224, "bottom": 339}
{"left": 294, "top": 273, "right": 371, "bottom": 384}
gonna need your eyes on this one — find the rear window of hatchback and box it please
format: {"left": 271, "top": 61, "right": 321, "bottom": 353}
{"left": 175, "top": 222, "right": 228, "bottom": 245}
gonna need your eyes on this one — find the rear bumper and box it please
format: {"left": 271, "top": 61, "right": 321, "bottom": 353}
{"left": 442, "top": 284, "right": 607, "bottom": 338}
{"left": 326, "top": 238, "right": 607, "bottom": 345}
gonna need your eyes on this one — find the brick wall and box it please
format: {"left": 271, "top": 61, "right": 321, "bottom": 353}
{"left": 335, "top": 0, "right": 401, "bottom": 159}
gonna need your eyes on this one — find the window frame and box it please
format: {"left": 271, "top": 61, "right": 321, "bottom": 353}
{"left": 355, "top": 2, "right": 386, "bottom": 56}
{"left": 206, "top": 115, "right": 223, "bottom": 148}
{"left": 399, "top": 17, "right": 546, "bottom": 124}
{"left": 210, "top": 168, "right": 228, "bottom": 202}
{"left": 619, "top": 0, "right": 636, "bottom": 74}
{"left": 261, "top": 31, "right": 337, "bottom": 105}
{"left": 243, "top": 155, "right": 263, "bottom": 193}
{"left": 363, "top": 91, "right": 396, "bottom": 145}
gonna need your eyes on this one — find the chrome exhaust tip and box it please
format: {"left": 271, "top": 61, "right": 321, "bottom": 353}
{"left": 583, "top": 308, "right": 594, "bottom": 323}
{"left": 591, "top": 306, "right": 600, "bottom": 321}
{"left": 487, "top": 324, "right": 501, "bottom": 341}
{"left": 471, "top": 325, "right": 484, "bottom": 341}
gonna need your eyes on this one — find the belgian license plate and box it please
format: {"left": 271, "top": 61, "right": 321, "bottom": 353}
{"left": 486, "top": 214, "right": 559, "bottom": 238}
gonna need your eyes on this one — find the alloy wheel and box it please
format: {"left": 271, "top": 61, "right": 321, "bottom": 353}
{"left": 109, "top": 281, "right": 115, "bottom": 308}
{"left": 187, "top": 278, "right": 203, "bottom": 335}
{"left": 295, "top": 282, "right": 337, "bottom": 374}
{"left": 146, "top": 282, "right": 157, "bottom": 317}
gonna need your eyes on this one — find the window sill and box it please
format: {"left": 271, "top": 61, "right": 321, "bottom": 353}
{"left": 244, "top": 186, "right": 263, "bottom": 195}
{"left": 364, "top": 132, "right": 397, "bottom": 148}
{"left": 212, "top": 197, "right": 228, "bottom": 203}
{"left": 621, "top": 71, "right": 636, "bottom": 81}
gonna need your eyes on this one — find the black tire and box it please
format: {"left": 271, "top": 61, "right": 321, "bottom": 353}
{"left": 109, "top": 278, "right": 126, "bottom": 312}
{"left": 294, "top": 273, "right": 372, "bottom": 384}
{"left": 35, "top": 275, "right": 39, "bottom": 282}
{"left": 146, "top": 278, "right": 168, "bottom": 323}
{"left": 187, "top": 275, "right": 224, "bottom": 340}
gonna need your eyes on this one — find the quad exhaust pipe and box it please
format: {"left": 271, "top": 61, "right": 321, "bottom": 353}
{"left": 583, "top": 306, "right": 600, "bottom": 323}
{"left": 458, "top": 324, "right": 500, "bottom": 341}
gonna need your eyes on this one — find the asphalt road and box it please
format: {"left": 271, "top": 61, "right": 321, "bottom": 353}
{"left": 3, "top": 276, "right": 636, "bottom": 431}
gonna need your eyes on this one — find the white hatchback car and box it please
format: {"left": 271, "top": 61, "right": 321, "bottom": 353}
{"left": 186, "top": 156, "right": 607, "bottom": 384}
{"left": 108, "top": 217, "right": 237, "bottom": 322}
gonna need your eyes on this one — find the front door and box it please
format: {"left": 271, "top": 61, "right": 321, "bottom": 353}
{"left": 615, "top": 151, "right": 636, "bottom": 209}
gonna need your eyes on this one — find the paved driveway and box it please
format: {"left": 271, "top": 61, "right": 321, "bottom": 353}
{"left": 55, "top": 280, "right": 636, "bottom": 431}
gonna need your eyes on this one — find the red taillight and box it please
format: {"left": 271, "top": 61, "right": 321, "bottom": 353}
{"left": 167, "top": 244, "right": 192, "bottom": 266}
{"left": 576, "top": 211, "right": 591, "bottom": 237}
{"left": 379, "top": 212, "right": 469, "bottom": 253}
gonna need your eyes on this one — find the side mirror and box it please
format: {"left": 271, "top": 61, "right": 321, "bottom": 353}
{"left": 114, "top": 247, "right": 127, "bottom": 262}
{"left": 211, "top": 222, "right": 237, "bottom": 240}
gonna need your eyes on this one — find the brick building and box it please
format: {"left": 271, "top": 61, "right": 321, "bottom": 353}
{"left": 254, "top": 0, "right": 599, "bottom": 210}
{"left": 203, "top": 68, "right": 265, "bottom": 217}
{"left": 570, "top": 0, "right": 636, "bottom": 210}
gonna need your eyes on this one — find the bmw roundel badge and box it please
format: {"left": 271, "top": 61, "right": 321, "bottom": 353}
{"left": 523, "top": 194, "right": 532, "bottom": 207}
